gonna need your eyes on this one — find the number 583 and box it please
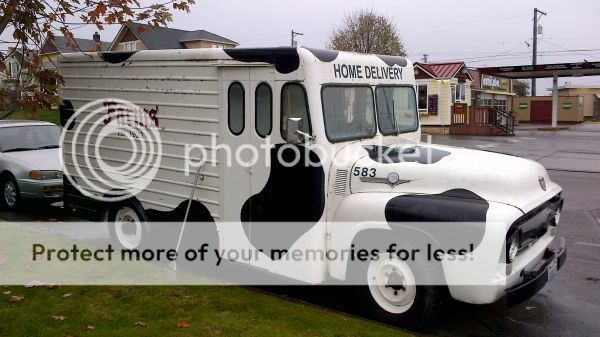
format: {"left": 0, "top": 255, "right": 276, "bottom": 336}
{"left": 353, "top": 166, "right": 376, "bottom": 177}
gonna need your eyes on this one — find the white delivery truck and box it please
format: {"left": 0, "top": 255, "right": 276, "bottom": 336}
{"left": 59, "top": 47, "right": 566, "bottom": 328}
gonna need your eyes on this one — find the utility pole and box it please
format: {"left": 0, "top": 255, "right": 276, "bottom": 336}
{"left": 422, "top": 53, "right": 429, "bottom": 63}
{"left": 291, "top": 30, "right": 303, "bottom": 46}
{"left": 531, "top": 8, "right": 546, "bottom": 96}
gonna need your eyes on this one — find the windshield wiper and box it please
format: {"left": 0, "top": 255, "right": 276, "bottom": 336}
{"left": 2, "top": 147, "right": 37, "bottom": 153}
{"left": 36, "top": 145, "right": 60, "bottom": 149}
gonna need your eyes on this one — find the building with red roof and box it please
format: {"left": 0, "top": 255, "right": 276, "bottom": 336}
{"left": 413, "top": 61, "right": 474, "bottom": 130}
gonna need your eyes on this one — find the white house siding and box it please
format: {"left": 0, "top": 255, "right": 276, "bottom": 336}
{"left": 418, "top": 79, "right": 471, "bottom": 126}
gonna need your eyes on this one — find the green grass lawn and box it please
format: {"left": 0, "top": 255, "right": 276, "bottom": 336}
{"left": 0, "top": 285, "right": 412, "bottom": 337}
{"left": 2, "top": 109, "right": 60, "bottom": 125}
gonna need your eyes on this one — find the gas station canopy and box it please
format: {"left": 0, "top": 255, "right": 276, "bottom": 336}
{"left": 478, "top": 61, "right": 600, "bottom": 128}
{"left": 478, "top": 61, "right": 600, "bottom": 79}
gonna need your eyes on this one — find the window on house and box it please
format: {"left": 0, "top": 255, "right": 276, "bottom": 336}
{"left": 494, "top": 97, "right": 507, "bottom": 112}
{"left": 9, "top": 61, "right": 18, "bottom": 78}
{"left": 120, "top": 42, "right": 136, "bottom": 51}
{"left": 281, "top": 83, "right": 310, "bottom": 139}
{"left": 228, "top": 82, "right": 245, "bottom": 135}
{"left": 481, "top": 93, "right": 493, "bottom": 107}
{"left": 255, "top": 83, "right": 272, "bottom": 137}
{"left": 417, "top": 85, "right": 428, "bottom": 111}
{"left": 455, "top": 83, "right": 466, "bottom": 102}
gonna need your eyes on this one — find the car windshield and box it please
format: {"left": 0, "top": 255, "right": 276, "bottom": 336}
{"left": 0, "top": 125, "right": 61, "bottom": 152}
{"left": 375, "top": 86, "right": 419, "bottom": 135}
{"left": 322, "top": 86, "right": 376, "bottom": 142}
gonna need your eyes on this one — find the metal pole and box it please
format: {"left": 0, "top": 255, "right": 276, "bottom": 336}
{"left": 551, "top": 73, "right": 558, "bottom": 128}
{"left": 291, "top": 30, "right": 303, "bottom": 46}
{"left": 532, "top": 8, "right": 546, "bottom": 96}
{"left": 532, "top": 8, "right": 538, "bottom": 96}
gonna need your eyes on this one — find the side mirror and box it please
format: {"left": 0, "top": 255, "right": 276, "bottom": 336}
{"left": 286, "top": 117, "right": 303, "bottom": 144}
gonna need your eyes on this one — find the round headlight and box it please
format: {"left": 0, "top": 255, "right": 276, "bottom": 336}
{"left": 508, "top": 237, "right": 519, "bottom": 263}
{"left": 387, "top": 172, "right": 400, "bottom": 185}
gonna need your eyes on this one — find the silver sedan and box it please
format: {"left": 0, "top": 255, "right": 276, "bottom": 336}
{"left": 0, "top": 120, "right": 62, "bottom": 210}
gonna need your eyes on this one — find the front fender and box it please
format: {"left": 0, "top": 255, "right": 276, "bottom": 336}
{"left": 328, "top": 191, "right": 523, "bottom": 284}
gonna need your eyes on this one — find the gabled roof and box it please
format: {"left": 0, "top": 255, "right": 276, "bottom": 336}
{"left": 180, "top": 30, "right": 238, "bottom": 45}
{"left": 414, "top": 62, "right": 473, "bottom": 80}
{"left": 112, "top": 22, "right": 238, "bottom": 50}
{"left": 41, "top": 36, "right": 110, "bottom": 54}
{"left": 3, "top": 47, "right": 37, "bottom": 65}
{"left": 468, "top": 68, "right": 481, "bottom": 88}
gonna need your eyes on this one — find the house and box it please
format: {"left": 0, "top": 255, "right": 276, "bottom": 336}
{"left": 468, "top": 68, "right": 515, "bottom": 113}
{"left": 413, "top": 62, "right": 473, "bottom": 132}
{"left": 1, "top": 47, "right": 37, "bottom": 110}
{"left": 109, "top": 22, "right": 238, "bottom": 51}
{"left": 39, "top": 33, "right": 111, "bottom": 70}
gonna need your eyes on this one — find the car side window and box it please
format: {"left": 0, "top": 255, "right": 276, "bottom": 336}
{"left": 281, "top": 83, "right": 311, "bottom": 139}
{"left": 255, "top": 83, "right": 272, "bottom": 137}
{"left": 228, "top": 82, "right": 245, "bottom": 135}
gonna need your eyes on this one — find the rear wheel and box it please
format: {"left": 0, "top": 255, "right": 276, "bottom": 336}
{"left": 108, "top": 200, "right": 149, "bottom": 250}
{"left": 1, "top": 175, "right": 20, "bottom": 211}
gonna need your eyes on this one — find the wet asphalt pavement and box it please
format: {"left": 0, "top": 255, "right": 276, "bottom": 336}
{"left": 1, "top": 123, "right": 599, "bottom": 336}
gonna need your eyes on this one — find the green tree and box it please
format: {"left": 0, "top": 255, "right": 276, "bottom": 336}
{"left": 0, "top": 0, "right": 195, "bottom": 113}
{"left": 327, "top": 9, "right": 406, "bottom": 56}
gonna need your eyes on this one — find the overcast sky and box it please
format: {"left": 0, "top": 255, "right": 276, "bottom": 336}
{"left": 4, "top": 0, "right": 600, "bottom": 90}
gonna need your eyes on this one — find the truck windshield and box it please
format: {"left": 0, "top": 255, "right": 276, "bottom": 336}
{"left": 322, "top": 86, "right": 376, "bottom": 142}
{"left": 375, "top": 86, "right": 419, "bottom": 135}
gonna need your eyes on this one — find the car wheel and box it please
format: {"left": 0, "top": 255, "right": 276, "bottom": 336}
{"left": 350, "top": 251, "right": 444, "bottom": 330}
{"left": 107, "top": 199, "right": 149, "bottom": 250}
{"left": 1, "top": 175, "right": 20, "bottom": 211}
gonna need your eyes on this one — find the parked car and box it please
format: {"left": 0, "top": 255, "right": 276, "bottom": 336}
{"left": 0, "top": 120, "right": 62, "bottom": 210}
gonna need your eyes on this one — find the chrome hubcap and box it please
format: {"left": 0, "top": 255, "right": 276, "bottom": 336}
{"left": 4, "top": 181, "right": 16, "bottom": 207}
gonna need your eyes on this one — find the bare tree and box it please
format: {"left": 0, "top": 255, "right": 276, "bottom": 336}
{"left": 327, "top": 9, "right": 406, "bottom": 56}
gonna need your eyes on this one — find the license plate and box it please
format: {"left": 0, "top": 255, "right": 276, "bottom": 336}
{"left": 547, "top": 259, "right": 558, "bottom": 281}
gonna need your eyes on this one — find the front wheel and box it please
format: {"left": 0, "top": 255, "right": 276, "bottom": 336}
{"left": 351, "top": 252, "right": 444, "bottom": 330}
{"left": 1, "top": 175, "right": 20, "bottom": 211}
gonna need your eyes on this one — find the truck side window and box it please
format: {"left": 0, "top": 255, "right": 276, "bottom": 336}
{"left": 255, "top": 83, "right": 272, "bottom": 137}
{"left": 281, "top": 83, "right": 311, "bottom": 138}
{"left": 228, "top": 82, "right": 245, "bottom": 135}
